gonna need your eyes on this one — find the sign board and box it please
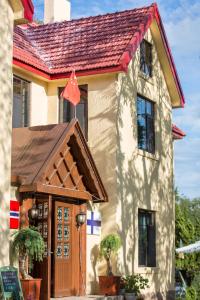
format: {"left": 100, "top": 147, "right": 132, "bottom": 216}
{"left": 0, "top": 266, "right": 24, "bottom": 300}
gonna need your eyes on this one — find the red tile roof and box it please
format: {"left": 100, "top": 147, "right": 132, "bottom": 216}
{"left": 13, "top": 3, "right": 185, "bottom": 106}
{"left": 172, "top": 124, "right": 186, "bottom": 140}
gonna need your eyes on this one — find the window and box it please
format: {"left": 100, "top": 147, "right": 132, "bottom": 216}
{"left": 59, "top": 85, "right": 88, "bottom": 139}
{"left": 137, "top": 95, "right": 155, "bottom": 154}
{"left": 140, "top": 40, "right": 152, "bottom": 77}
{"left": 12, "top": 76, "right": 30, "bottom": 128}
{"left": 138, "top": 209, "right": 156, "bottom": 267}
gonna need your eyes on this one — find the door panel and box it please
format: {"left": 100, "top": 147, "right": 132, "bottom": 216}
{"left": 33, "top": 196, "right": 52, "bottom": 300}
{"left": 52, "top": 201, "right": 77, "bottom": 297}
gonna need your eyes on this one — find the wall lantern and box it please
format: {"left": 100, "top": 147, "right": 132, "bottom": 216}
{"left": 76, "top": 211, "right": 86, "bottom": 227}
{"left": 28, "top": 204, "right": 39, "bottom": 221}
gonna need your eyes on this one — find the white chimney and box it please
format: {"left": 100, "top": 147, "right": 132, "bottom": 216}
{"left": 44, "top": 0, "right": 71, "bottom": 23}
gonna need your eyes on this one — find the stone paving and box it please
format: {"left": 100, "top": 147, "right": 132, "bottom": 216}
{"left": 51, "top": 296, "right": 123, "bottom": 300}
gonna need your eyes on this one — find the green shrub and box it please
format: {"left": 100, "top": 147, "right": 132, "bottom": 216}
{"left": 11, "top": 227, "right": 45, "bottom": 279}
{"left": 186, "top": 286, "right": 197, "bottom": 300}
{"left": 99, "top": 234, "right": 121, "bottom": 276}
{"left": 123, "top": 274, "right": 149, "bottom": 296}
{"left": 192, "top": 273, "right": 200, "bottom": 299}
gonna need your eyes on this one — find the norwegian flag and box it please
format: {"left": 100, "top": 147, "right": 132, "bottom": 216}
{"left": 10, "top": 200, "right": 20, "bottom": 229}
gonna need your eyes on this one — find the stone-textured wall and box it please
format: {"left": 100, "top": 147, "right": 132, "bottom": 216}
{"left": 113, "top": 29, "right": 174, "bottom": 299}
{"left": 0, "top": 0, "right": 14, "bottom": 267}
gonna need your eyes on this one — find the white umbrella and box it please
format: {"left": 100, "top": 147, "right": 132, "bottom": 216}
{"left": 176, "top": 241, "right": 200, "bottom": 254}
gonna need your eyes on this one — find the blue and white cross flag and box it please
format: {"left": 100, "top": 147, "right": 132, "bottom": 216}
{"left": 87, "top": 211, "right": 101, "bottom": 235}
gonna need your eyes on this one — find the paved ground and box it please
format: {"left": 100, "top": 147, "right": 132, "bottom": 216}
{"left": 51, "top": 296, "right": 102, "bottom": 300}
{"left": 51, "top": 296, "right": 123, "bottom": 300}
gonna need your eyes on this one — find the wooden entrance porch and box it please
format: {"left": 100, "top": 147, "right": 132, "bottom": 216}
{"left": 11, "top": 119, "right": 108, "bottom": 300}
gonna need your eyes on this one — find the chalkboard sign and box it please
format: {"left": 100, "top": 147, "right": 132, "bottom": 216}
{"left": 0, "top": 266, "right": 24, "bottom": 300}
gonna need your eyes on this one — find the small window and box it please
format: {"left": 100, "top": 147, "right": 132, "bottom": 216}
{"left": 138, "top": 209, "right": 156, "bottom": 267}
{"left": 137, "top": 95, "right": 155, "bottom": 154}
{"left": 12, "top": 76, "right": 30, "bottom": 128}
{"left": 59, "top": 85, "right": 88, "bottom": 139}
{"left": 140, "top": 40, "right": 152, "bottom": 77}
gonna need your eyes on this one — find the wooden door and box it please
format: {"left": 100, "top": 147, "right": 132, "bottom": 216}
{"left": 52, "top": 201, "right": 78, "bottom": 297}
{"left": 33, "top": 196, "right": 52, "bottom": 300}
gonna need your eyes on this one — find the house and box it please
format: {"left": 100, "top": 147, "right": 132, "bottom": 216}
{"left": 12, "top": 1, "right": 185, "bottom": 299}
{"left": 0, "top": 0, "right": 33, "bottom": 268}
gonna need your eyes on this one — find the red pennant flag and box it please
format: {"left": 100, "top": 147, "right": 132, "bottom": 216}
{"left": 60, "top": 70, "right": 80, "bottom": 106}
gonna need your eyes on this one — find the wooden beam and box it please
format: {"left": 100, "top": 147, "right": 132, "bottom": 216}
{"left": 19, "top": 183, "right": 92, "bottom": 201}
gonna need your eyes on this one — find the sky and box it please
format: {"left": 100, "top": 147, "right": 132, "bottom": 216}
{"left": 32, "top": 0, "right": 200, "bottom": 199}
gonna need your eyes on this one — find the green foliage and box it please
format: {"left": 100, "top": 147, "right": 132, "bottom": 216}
{"left": 100, "top": 234, "right": 121, "bottom": 260}
{"left": 99, "top": 234, "right": 121, "bottom": 276}
{"left": 186, "top": 286, "right": 197, "bottom": 300}
{"left": 175, "top": 190, "right": 200, "bottom": 283}
{"left": 12, "top": 227, "right": 45, "bottom": 266}
{"left": 192, "top": 272, "right": 200, "bottom": 299}
{"left": 123, "top": 274, "right": 149, "bottom": 296}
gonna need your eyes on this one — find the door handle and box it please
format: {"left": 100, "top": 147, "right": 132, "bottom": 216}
{"left": 48, "top": 250, "right": 54, "bottom": 256}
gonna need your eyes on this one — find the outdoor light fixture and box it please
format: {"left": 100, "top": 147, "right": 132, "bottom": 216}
{"left": 76, "top": 211, "right": 86, "bottom": 227}
{"left": 28, "top": 204, "right": 39, "bottom": 220}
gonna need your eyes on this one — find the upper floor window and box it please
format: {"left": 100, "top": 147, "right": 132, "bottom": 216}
{"left": 59, "top": 85, "right": 88, "bottom": 139}
{"left": 140, "top": 40, "right": 152, "bottom": 77}
{"left": 13, "top": 76, "right": 30, "bottom": 128}
{"left": 138, "top": 209, "right": 156, "bottom": 267}
{"left": 137, "top": 95, "right": 155, "bottom": 154}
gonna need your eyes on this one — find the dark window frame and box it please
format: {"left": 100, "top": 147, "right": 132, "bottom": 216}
{"left": 13, "top": 75, "right": 30, "bottom": 128}
{"left": 58, "top": 85, "right": 88, "bottom": 140}
{"left": 138, "top": 209, "right": 156, "bottom": 268}
{"left": 137, "top": 94, "right": 155, "bottom": 154}
{"left": 140, "top": 39, "right": 153, "bottom": 77}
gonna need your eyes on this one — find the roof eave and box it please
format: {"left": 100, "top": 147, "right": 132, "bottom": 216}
{"left": 172, "top": 125, "right": 186, "bottom": 140}
{"left": 13, "top": 58, "right": 123, "bottom": 81}
{"left": 153, "top": 4, "right": 185, "bottom": 108}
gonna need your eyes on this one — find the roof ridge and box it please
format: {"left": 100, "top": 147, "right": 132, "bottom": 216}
{"left": 25, "top": 3, "right": 155, "bottom": 30}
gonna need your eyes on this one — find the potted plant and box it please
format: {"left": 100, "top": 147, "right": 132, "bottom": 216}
{"left": 123, "top": 274, "right": 149, "bottom": 300}
{"left": 99, "top": 233, "right": 121, "bottom": 295}
{"left": 11, "top": 227, "right": 45, "bottom": 300}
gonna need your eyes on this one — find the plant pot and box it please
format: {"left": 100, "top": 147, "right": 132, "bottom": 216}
{"left": 99, "top": 275, "right": 121, "bottom": 295}
{"left": 125, "top": 292, "right": 136, "bottom": 300}
{"left": 20, "top": 278, "right": 42, "bottom": 300}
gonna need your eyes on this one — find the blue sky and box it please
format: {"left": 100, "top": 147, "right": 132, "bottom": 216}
{"left": 32, "top": 0, "right": 200, "bottom": 198}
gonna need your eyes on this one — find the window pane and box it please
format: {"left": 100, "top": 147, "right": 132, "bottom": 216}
{"left": 139, "top": 224, "right": 147, "bottom": 266}
{"left": 76, "top": 102, "right": 85, "bottom": 133}
{"left": 140, "top": 40, "right": 152, "bottom": 77}
{"left": 137, "top": 115, "right": 146, "bottom": 150}
{"left": 60, "top": 100, "right": 71, "bottom": 123}
{"left": 146, "top": 116, "right": 155, "bottom": 153}
{"left": 137, "top": 97, "right": 145, "bottom": 115}
{"left": 146, "top": 101, "right": 153, "bottom": 116}
{"left": 13, "top": 76, "right": 29, "bottom": 128}
{"left": 138, "top": 210, "right": 156, "bottom": 267}
{"left": 59, "top": 85, "right": 88, "bottom": 138}
{"left": 147, "top": 224, "right": 156, "bottom": 267}
{"left": 137, "top": 96, "right": 155, "bottom": 154}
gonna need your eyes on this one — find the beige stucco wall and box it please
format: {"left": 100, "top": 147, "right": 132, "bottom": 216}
{"left": 97, "top": 29, "right": 174, "bottom": 299}
{"left": 0, "top": 0, "right": 14, "bottom": 268}
{"left": 12, "top": 27, "right": 175, "bottom": 299}
{"left": 13, "top": 69, "right": 49, "bottom": 126}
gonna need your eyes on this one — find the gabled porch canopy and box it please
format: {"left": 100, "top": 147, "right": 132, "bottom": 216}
{"left": 11, "top": 119, "right": 108, "bottom": 202}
